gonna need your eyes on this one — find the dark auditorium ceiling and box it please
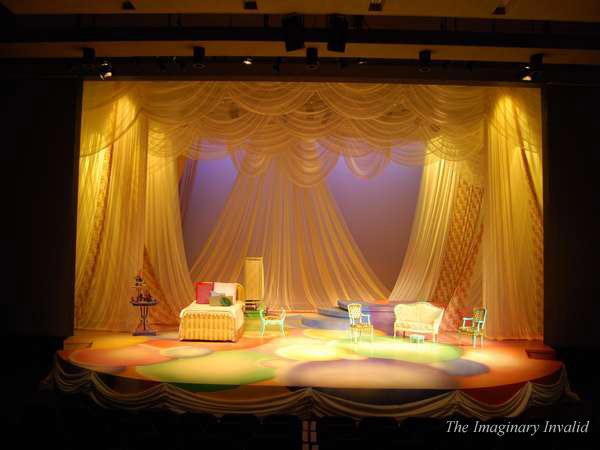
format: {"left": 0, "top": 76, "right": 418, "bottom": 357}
{"left": 1, "top": 0, "right": 599, "bottom": 82}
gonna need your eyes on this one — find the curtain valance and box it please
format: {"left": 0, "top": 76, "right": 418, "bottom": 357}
{"left": 81, "top": 82, "right": 541, "bottom": 187}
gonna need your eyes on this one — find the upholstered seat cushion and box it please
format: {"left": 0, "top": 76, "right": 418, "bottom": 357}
{"left": 395, "top": 320, "right": 433, "bottom": 331}
{"left": 458, "top": 325, "right": 482, "bottom": 334}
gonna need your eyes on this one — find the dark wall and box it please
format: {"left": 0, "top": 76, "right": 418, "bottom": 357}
{"left": 5, "top": 79, "right": 81, "bottom": 337}
{"left": 543, "top": 85, "right": 600, "bottom": 350}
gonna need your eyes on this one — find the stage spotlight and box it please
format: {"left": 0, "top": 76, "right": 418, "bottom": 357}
{"left": 282, "top": 14, "right": 305, "bottom": 52}
{"left": 327, "top": 15, "right": 348, "bottom": 53}
{"left": 243, "top": 56, "right": 253, "bottom": 65}
{"left": 243, "top": 1, "right": 258, "bottom": 10}
{"left": 368, "top": 0, "right": 384, "bottom": 12}
{"left": 82, "top": 47, "right": 95, "bottom": 64}
{"left": 193, "top": 46, "right": 206, "bottom": 69}
{"left": 418, "top": 50, "right": 432, "bottom": 72}
{"left": 99, "top": 60, "right": 112, "bottom": 80}
{"left": 272, "top": 57, "right": 282, "bottom": 73}
{"left": 157, "top": 58, "right": 167, "bottom": 72}
{"left": 306, "top": 47, "right": 319, "bottom": 70}
{"left": 357, "top": 58, "right": 367, "bottom": 65}
{"left": 122, "top": 1, "right": 135, "bottom": 10}
{"left": 519, "top": 53, "right": 543, "bottom": 81}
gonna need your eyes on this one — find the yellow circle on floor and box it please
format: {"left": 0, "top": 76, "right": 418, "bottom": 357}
{"left": 275, "top": 343, "right": 363, "bottom": 361}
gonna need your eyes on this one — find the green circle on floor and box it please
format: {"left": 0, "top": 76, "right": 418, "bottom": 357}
{"left": 136, "top": 350, "right": 276, "bottom": 385}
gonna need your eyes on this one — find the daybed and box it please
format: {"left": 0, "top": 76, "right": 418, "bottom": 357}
{"left": 179, "top": 282, "right": 245, "bottom": 342}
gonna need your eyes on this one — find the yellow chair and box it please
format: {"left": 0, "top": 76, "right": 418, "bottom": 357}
{"left": 347, "top": 303, "right": 373, "bottom": 343}
{"left": 458, "top": 307, "right": 487, "bottom": 348}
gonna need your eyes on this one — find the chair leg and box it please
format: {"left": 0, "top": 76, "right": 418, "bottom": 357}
{"left": 260, "top": 322, "right": 265, "bottom": 337}
{"left": 432, "top": 333, "right": 437, "bottom": 343}
{"left": 480, "top": 335, "right": 484, "bottom": 347}
{"left": 472, "top": 334, "right": 476, "bottom": 348}
{"left": 280, "top": 322, "right": 285, "bottom": 336}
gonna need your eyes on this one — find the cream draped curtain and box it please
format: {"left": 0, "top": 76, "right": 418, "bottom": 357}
{"left": 190, "top": 154, "right": 388, "bottom": 310}
{"left": 76, "top": 96, "right": 193, "bottom": 331}
{"left": 75, "top": 81, "right": 543, "bottom": 340}
{"left": 483, "top": 91, "right": 544, "bottom": 340}
{"left": 388, "top": 153, "right": 461, "bottom": 302}
{"left": 389, "top": 88, "right": 543, "bottom": 340}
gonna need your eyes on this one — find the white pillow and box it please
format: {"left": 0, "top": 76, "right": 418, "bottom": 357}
{"left": 214, "top": 282, "right": 237, "bottom": 303}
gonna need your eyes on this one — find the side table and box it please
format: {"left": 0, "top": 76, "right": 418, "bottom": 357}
{"left": 130, "top": 299, "right": 158, "bottom": 336}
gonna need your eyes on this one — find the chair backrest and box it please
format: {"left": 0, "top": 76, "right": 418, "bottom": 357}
{"left": 347, "top": 303, "right": 362, "bottom": 324}
{"left": 393, "top": 303, "right": 408, "bottom": 320}
{"left": 473, "top": 307, "right": 487, "bottom": 328}
{"left": 259, "top": 308, "right": 286, "bottom": 322}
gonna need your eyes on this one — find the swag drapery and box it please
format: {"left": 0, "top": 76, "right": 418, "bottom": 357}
{"left": 75, "top": 81, "right": 543, "bottom": 340}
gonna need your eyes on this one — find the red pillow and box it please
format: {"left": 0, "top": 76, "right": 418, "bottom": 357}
{"left": 195, "top": 282, "right": 214, "bottom": 304}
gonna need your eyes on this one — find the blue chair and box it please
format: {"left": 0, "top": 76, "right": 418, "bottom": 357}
{"left": 259, "top": 308, "right": 286, "bottom": 336}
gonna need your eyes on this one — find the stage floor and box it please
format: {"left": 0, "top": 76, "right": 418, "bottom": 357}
{"left": 61, "top": 315, "right": 561, "bottom": 393}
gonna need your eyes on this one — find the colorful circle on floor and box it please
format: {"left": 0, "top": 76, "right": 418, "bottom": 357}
{"left": 69, "top": 344, "right": 171, "bottom": 369}
{"left": 90, "top": 335, "right": 149, "bottom": 350}
{"left": 429, "top": 358, "right": 489, "bottom": 376}
{"left": 279, "top": 358, "right": 458, "bottom": 389}
{"left": 136, "top": 350, "right": 276, "bottom": 386}
{"left": 302, "top": 329, "right": 355, "bottom": 340}
{"left": 275, "top": 344, "right": 364, "bottom": 361}
{"left": 332, "top": 337, "right": 462, "bottom": 364}
{"left": 159, "top": 346, "right": 213, "bottom": 358}
{"left": 303, "top": 328, "right": 385, "bottom": 341}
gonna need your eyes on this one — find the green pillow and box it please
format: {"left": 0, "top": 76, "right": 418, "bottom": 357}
{"left": 209, "top": 294, "right": 233, "bottom": 306}
{"left": 220, "top": 296, "right": 233, "bottom": 306}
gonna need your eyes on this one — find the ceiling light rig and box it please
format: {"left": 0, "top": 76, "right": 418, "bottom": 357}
{"left": 519, "top": 53, "right": 544, "bottom": 81}
{"left": 98, "top": 60, "right": 112, "bottom": 80}
{"left": 327, "top": 15, "right": 348, "bottom": 53}
{"left": 282, "top": 14, "right": 305, "bottom": 52}
{"left": 157, "top": 58, "right": 168, "bottom": 73}
{"left": 82, "top": 47, "right": 95, "bottom": 65}
{"left": 193, "top": 46, "right": 206, "bottom": 69}
{"left": 368, "top": 0, "right": 385, "bottom": 12}
{"left": 306, "top": 47, "right": 319, "bottom": 70}
{"left": 492, "top": 5, "right": 506, "bottom": 15}
{"left": 122, "top": 1, "right": 135, "bottom": 11}
{"left": 418, "top": 50, "right": 432, "bottom": 72}
{"left": 81, "top": 48, "right": 113, "bottom": 80}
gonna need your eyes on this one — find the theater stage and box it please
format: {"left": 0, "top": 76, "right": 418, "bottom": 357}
{"left": 49, "top": 315, "right": 572, "bottom": 419}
